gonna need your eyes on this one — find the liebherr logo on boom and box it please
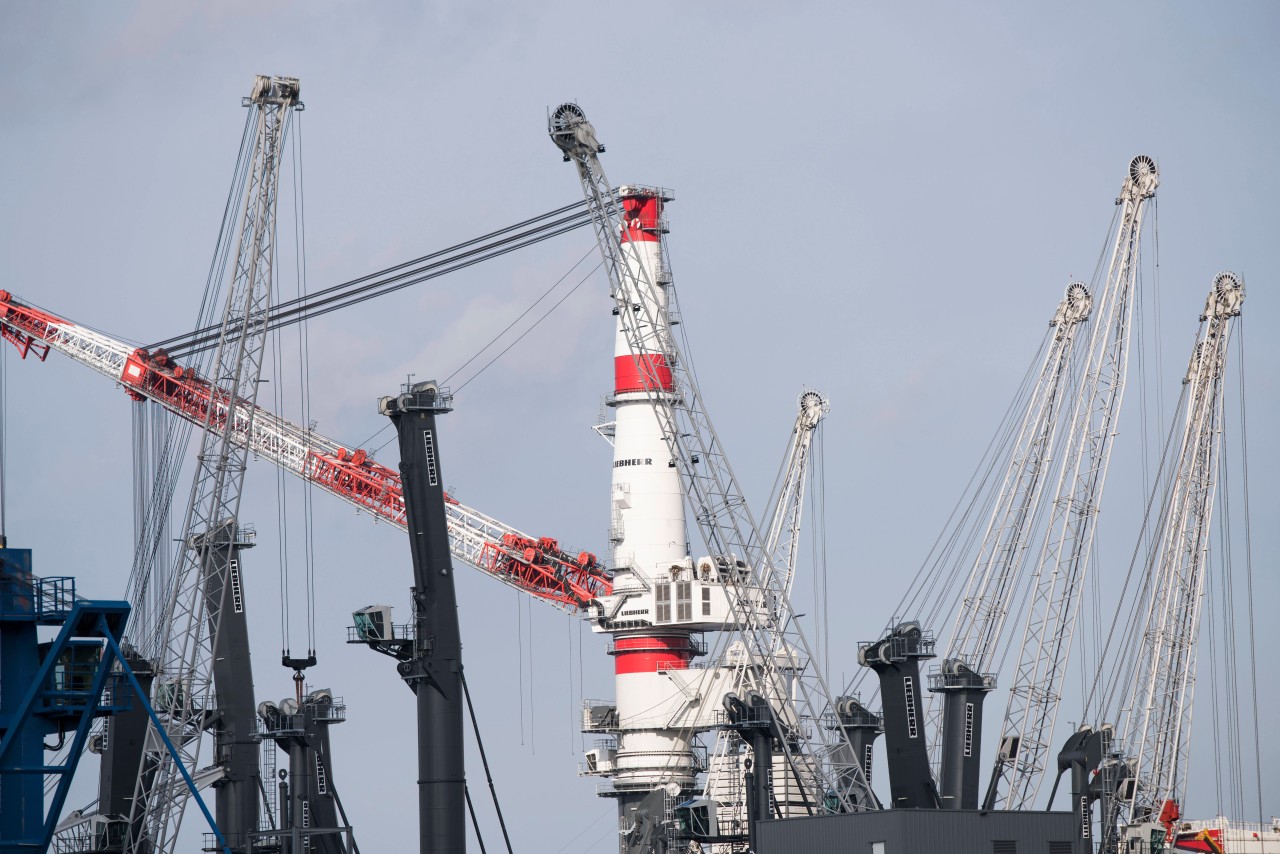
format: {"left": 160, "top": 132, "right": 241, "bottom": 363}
{"left": 613, "top": 457, "right": 652, "bottom": 468}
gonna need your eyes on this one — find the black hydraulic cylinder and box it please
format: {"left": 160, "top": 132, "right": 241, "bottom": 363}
{"left": 382, "top": 382, "right": 465, "bottom": 854}
{"left": 858, "top": 622, "right": 941, "bottom": 809}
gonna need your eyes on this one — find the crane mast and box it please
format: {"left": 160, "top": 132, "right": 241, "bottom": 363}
{"left": 989, "top": 156, "right": 1159, "bottom": 811}
{"left": 1111, "top": 273, "right": 1244, "bottom": 841}
{"left": 549, "top": 103, "right": 865, "bottom": 820}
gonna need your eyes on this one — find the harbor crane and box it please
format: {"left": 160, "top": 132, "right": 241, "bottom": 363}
{"left": 1097, "top": 273, "right": 1245, "bottom": 852}
{"left": 121, "top": 74, "right": 300, "bottom": 854}
{"left": 549, "top": 102, "right": 869, "bottom": 836}
{"left": 0, "top": 98, "right": 836, "bottom": 854}
{"left": 926, "top": 281, "right": 1094, "bottom": 808}
{"left": 984, "top": 156, "right": 1159, "bottom": 810}
{"left": 0, "top": 290, "right": 613, "bottom": 613}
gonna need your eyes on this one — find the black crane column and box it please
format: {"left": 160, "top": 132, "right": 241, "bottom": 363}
{"left": 928, "top": 659, "right": 994, "bottom": 809}
{"left": 381, "top": 382, "right": 465, "bottom": 854}
{"left": 200, "top": 522, "right": 262, "bottom": 852}
{"left": 858, "top": 621, "right": 941, "bottom": 809}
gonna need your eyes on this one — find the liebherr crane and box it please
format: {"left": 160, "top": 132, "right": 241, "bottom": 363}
{"left": 701, "top": 390, "right": 846, "bottom": 823}
{"left": 986, "top": 156, "right": 1159, "bottom": 811}
{"left": 927, "top": 282, "right": 1093, "bottom": 808}
{"left": 121, "top": 74, "right": 300, "bottom": 854}
{"left": 549, "top": 103, "right": 867, "bottom": 817}
{"left": 1100, "top": 273, "right": 1245, "bottom": 851}
{"left": 761, "top": 391, "right": 830, "bottom": 602}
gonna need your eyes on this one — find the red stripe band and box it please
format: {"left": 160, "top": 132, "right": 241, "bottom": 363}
{"left": 621, "top": 195, "right": 661, "bottom": 244}
{"left": 615, "top": 354, "right": 674, "bottom": 394}
{"left": 612, "top": 636, "right": 693, "bottom": 674}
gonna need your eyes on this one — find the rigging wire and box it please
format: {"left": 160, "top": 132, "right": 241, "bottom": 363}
{"left": 841, "top": 329, "right": 1051, "bottom": 700}
{"left": 450, "top": 258, "right": 603, "bottom": 395}
{"left": 443, "top": 246, "right": 596, "bottom": 388}
{"left": 292, "top": 109, "right": 317, "bottom": 654}
{"left": 460, "top": 670, "right": 516, "bottom": 854}
{"left": 1233, "top": 319, "right": 1265, "bottom": 824}
{"left": 517, "top": 591, "right": 525, "bottom": 746}
{"left": 1080, "top": 382, "right": 1186, "bottom": 720}
{"left": 150, "top": 199, "right": 598, "bottom": 359}
{"left": 813, "top": 422, "right": 829, "bottom": 676}
{"left": 1217, "top": 427, "right": 1242, "bottom": 815}
{"left": 124, "top": 105, "right": 258, "bottom": 658}
{"left": 368, "top": 254, "right": 603, "bottom": 458}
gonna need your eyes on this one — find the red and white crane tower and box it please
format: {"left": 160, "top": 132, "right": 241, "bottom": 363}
{"left": 550, "top": 103, "right": 869, "bottom": 845}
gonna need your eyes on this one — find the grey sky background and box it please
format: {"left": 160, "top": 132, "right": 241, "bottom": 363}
{"left": 2, "top": 2, "right": 1277, "bottom": 851}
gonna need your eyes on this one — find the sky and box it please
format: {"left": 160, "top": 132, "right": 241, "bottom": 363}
{"left": 1, "top": 2, "right": 1278, "bottom": 852}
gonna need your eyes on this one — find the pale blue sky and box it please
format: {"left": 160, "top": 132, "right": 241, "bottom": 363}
{"left": 2, "top": 3, "right": 1277, "bottom": 851}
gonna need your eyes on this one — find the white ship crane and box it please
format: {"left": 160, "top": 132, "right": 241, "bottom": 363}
{"left": 549, "top": 102, "right": 867, "bottom": 825}
{"left": 701, "top": 390, "right": 838, "bottom": 825}
{"left": 987, "top": 156, "right": 1159, "bottom": 811}
{"left": 921, "top": 282, "right": 1093, "bottom": 809}
{"left": 118, "top": 75, "right": 300, "bottom": 854}
{"left": 761, "top": 391, "right": 830, "bottom": 603}
{"left": 941, "top": 283, "right": 1093, "bottom": 683}
{"left": 1100, "top": 273, "right": 1245, "bottom": 850}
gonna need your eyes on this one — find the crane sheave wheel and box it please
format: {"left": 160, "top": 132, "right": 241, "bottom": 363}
{"left": 1065, "top": 281, "right": 1089, "bottom": 306}
{"left": 1214, "top": 271, "right": 1240, "bottom": 298}
{"left": 1129, "top": 155, "right": 1156, "bottom": 183}
{"left": 551, "top": 103, "right": 586, "bottom": 134}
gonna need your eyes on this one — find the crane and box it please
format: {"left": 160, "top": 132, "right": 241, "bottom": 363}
{"left": 927, "top": 282, "right": 1093, "bottom": 808}
{"left": 761, "top": 391, "right": 830, "bottom": 602}
{"left": 700, "top": 390, "right": 855, "bottom": 824}
{"left": 116, "top": 74, "right": 301, "bottom": 854}
{"left": 1100, "top": 273, "right": 1245, "bottom": 850}
{"left": 986, "top": 155, "right": 1159, "bottom": 810}
{"left": 0, "top": 289, "right": 612, "bottom": 613}
{"left": 549, "top": 103, "right": 866, "bottom": 824}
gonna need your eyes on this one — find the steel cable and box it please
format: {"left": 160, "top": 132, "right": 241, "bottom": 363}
{"left": 148, "top": 199, "right": 597, "bottom": 358}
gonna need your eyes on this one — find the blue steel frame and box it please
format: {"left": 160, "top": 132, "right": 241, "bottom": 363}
{"left": 0, "top": 567, "right": 230, "bottom": 854}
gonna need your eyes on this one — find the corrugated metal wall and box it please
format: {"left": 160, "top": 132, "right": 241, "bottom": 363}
{"left": 757, "top": 809, "right": 1078, "bottom": 853}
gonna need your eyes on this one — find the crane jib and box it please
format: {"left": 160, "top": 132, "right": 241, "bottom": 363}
{"left": 0, "top": 290, "right": 612, "bottom": 610}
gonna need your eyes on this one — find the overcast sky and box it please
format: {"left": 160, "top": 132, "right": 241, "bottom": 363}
{"left": 2, "top": 2, "right": 1277, "bottom": 851}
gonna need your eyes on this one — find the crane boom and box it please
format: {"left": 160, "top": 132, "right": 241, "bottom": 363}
{"left": 550, "top": 103, "right": 865, "bottom": 812}
{"left": 1118, "top": 273, "right": 1244, "bottom": 829}
{"left": 0, "top": 290, "right": 611, "bottom": 611}
{"left": 761, "top": 391, "right": 829, "bottom": 602}
{"left": 127, "top": 74, "right": 302, "bottom": 854}
{"left": 924, "top": 283, "right": 1093, "bottom": 806}
{"left": 990, "top": 156, "right": 1159, "bottom": 810}
{"left": 944, "top": 283, "right": 1092, "bottom": 677}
